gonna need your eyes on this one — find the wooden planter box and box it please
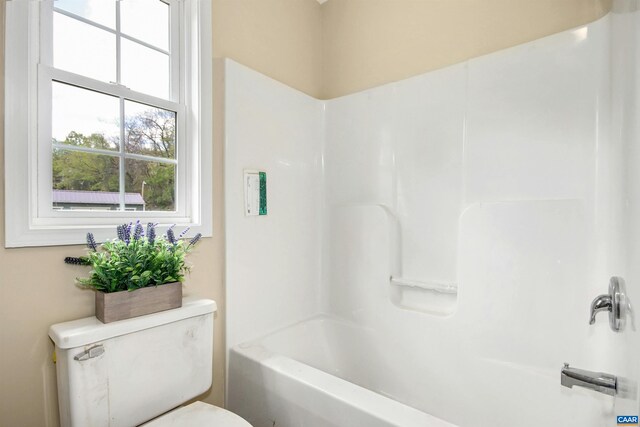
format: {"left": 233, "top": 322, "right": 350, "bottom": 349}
{"left": 95, "top": 282, "right": 182, "bottom": 323}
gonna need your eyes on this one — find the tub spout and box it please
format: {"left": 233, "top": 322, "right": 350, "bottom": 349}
{"left": 561, "top": 363, "right": 617, "bottom": 396}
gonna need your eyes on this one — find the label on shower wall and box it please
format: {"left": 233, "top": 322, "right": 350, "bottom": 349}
{"left": 244, "top": 170, "right": 267, "bottom": 216}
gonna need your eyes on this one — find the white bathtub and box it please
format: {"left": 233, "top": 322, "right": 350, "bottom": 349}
{"left": 228, "top": 314, "right": 608, "bottom": 427}
{"left": 227, "top": 315, "right": 456, "bottom": 427}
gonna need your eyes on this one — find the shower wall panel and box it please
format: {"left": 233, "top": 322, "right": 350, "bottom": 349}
{"left": 322, "top": 14, "right": 621, "bottom": 426}
{"left": 224, "top": 60, "right": 324, "bottom": 350}
{"left": 224, "top": 9, "right": 638, "bottom": 425}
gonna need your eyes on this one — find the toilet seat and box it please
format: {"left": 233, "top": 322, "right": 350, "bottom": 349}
{"left": 143, "top": 401, "right": 252, "bottom": 426}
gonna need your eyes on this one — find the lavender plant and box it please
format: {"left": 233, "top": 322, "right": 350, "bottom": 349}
{"left": 65, "top": 223, "right": 202, "bottom": 293}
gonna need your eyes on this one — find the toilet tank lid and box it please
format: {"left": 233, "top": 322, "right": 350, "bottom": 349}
{"left": 49, "top": 298, "right": 216, "bottom": 349}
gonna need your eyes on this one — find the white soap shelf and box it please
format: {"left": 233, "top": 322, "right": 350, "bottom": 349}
{"left": 389, "top": 276, "right": 458, "bottom": 294}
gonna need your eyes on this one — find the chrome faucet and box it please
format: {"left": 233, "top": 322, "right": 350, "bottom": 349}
{"left": 561, "top": 363, "right": 617, "bottom": 396}
{"left": 589, "top": 277, "right": 624, "bottom": 332}
{"left": 590, "top": 294, "right": 613, "bottom": 325}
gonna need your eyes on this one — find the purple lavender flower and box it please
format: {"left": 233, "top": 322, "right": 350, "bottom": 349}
{"left": 116, "top": 224, "right": 126, "bottom": 241}
{"left": 146, "top": 222, "right": 156, "bottom": 244}
{"left": 86, "top": 232, "right": 97, "bottom": 252}
{"left": 125, "top": 222, "right": 132, "bottom": 242}
{"left": 133, "top": 221, "right": 143, "bottom": 241}
{"left": 116, "top": 223, "right": 131, "bottom": 244}
{"left": 187, "top": 233, "right": 202, "bottom": 248}
{"left": 166, "top": 228, "right": 177, "bottom": 245}
{"left": 64, "top": 256, "right": 89, "bottom": 265}
{"left": 178, "top": 226, "right": 191, "bottom": 239}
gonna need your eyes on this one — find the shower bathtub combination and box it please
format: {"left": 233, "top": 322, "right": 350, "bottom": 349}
{"left": 224, "top": 4, "right": 640, "bottom": 427}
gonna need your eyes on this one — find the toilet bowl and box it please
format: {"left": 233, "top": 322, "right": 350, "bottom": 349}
{"left": 144, "top": 402, "right": 251, "bottom": 426}
{"left": 49, "top": 298, "right": 251, "bottom": 427}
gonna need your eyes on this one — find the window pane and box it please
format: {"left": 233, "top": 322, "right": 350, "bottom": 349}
{"left": 52, "top": 150, "right": 121, "bottom": 210}
{"left": 124, "top": 100, "right": 176, "bottom": 158}
{"left": 121, "top": 0, "right": 169, "bottom": 50}
{"left": 52, "top": 82, "right": 120, "bottom": 151}
{"left": 54, "top": 12, "right": 116, "bottom": 82}
{"left": 54, "top": 0, "right": 116, "bottom": 29}
{"left": 121, "top": 39, "right": 170, "bottom": 99}
{"left": 125, "top": 159, "right": 175, "bottom": 211}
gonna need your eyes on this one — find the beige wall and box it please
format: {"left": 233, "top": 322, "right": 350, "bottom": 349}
{"left": 0, "top": 1, "right": 323, "bottom": 426}
{"left": 213, "top": 0, "right": 324, "bottom": 98}
{"left": 0, "top": 33, "right": 226, "bottom": 427}
{"left": 321, "top": 0, "right": 612, "bottom": 98}
{"left": 0, "top": 0, "right": 613, "bottom": 425}
{"left": 212, "top": 0, "right": 612, "bottom": 99}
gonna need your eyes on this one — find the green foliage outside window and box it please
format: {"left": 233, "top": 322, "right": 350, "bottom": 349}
{"left": 52, "top": 109, "right": 177, "bottom": 211}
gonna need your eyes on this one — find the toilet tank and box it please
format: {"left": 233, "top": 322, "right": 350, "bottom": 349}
{"left": 49, "top": 298, "right": 216, "bottom": 427}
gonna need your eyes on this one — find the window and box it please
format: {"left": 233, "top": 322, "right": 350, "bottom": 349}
{"left": 5, "top": 0, "right": 212, "bottom": 247}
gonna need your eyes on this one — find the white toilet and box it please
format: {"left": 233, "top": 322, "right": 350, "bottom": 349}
{"left": 49, "top": 298, "right": 251, "bottom": 427}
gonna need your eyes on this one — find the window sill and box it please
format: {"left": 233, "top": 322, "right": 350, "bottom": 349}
{"left": 4, "top": 219, "right": 212, "bottom": 248}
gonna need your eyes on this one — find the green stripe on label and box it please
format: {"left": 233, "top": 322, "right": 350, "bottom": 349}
{"left": 259, "top": 171, "right": 267, "bottom": 215}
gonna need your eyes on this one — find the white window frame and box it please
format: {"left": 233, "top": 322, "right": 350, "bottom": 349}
{"left": 5, "top": 0, "right": 212, "bottom": 247}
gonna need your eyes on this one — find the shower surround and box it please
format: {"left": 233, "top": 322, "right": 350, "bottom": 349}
{"left": 225, "top": 7, "right": 640, "bottom": 427}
